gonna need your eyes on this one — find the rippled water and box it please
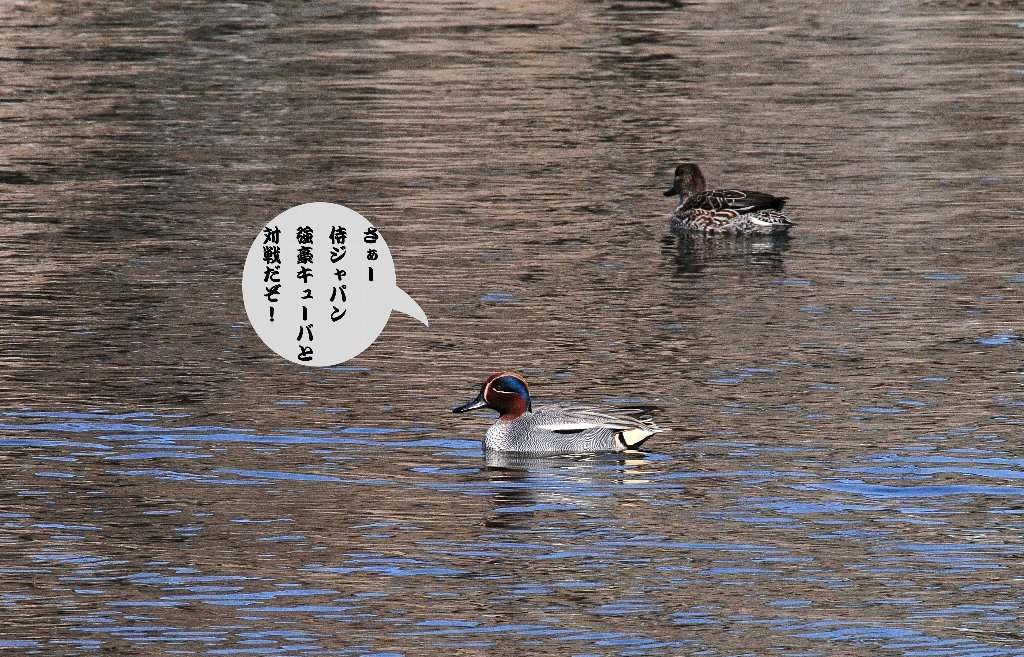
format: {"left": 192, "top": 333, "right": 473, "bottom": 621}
{"left": 3, "top": 1, "right": 1024, "bottom": 655}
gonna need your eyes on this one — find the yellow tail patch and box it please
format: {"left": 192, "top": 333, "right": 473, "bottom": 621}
{"left": 616, "top": 428, "right": 657, "bottom": 449}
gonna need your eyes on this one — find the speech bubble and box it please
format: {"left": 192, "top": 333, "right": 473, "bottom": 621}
{"left": 242, "top": 202, "right": 427, "bottom": 366}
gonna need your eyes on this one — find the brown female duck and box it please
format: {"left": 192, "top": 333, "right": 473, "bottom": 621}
{"left": 664, "top": 163, "right": 793, "bottom": 235}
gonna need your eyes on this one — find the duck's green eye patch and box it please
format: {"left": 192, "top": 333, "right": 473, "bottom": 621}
{"left": 492, "top": 376, "right": 528, "bottom": 397}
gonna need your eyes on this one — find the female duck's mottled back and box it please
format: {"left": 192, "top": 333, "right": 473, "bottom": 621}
{"left": 453, "top": 372, "right": 665, "bottom": 454}
{"left": 664, "top": 162, "right": 793, "bottom": 235}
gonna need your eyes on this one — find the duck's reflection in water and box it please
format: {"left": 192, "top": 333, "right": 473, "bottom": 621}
{"left": 663, "top": 233, "right": 791, "bottom": 277}
{"left": 480, "top": 451, "right": 655, "bottom": 529}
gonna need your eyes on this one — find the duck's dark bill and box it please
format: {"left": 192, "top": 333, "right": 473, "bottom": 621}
{"left": 663, "top": 187, "right": 678, "bottom": 196}
{"left": 452, "top": 393, "right": 487, "bottom": 413}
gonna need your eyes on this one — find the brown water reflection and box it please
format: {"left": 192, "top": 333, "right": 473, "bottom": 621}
{"left": 2, "top": 1, "right": 1024, "bottom": 655}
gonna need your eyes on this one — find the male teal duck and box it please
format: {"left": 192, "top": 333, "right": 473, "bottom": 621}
{"left": 453, "top": 372, "right": 665, "bottom": 454}
{"left": 664, "top": 162, "right": 793, "bottom": 235}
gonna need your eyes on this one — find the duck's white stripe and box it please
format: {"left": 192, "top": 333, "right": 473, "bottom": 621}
{"left": 750, "top": 215, "right": 784, "bottom": 226}
{"left": 536, "top": 422, "right": 602, "bottom": 432}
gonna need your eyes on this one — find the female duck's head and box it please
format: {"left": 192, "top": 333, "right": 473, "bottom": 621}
{"left": 452, "top": 372, "right": 532, "bottom": 420}
{"left": 664, "top": 162, "right": 706, "bottom": 199}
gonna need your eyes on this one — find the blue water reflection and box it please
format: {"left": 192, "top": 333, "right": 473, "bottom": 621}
{"left": 3, "top": 407, "right": 1023, "bottom": 655}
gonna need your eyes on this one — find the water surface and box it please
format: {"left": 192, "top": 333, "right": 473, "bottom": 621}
{"left": 2, "top": 1, "right": 1024, "bottom": 655}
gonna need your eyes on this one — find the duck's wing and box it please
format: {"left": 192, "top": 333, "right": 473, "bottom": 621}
{"left": 683, "top": 189, "right": 788, "bottom": 214}
{"left": 534, "top": 404, "right": 661, "bottom": 430}
{"left": 533, "top": 404, "right": 666, "bottom": 449}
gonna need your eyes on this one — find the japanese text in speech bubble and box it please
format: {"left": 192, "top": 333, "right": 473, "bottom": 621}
{"left": 242, "top": 202, "right": 428, "bottom": 366}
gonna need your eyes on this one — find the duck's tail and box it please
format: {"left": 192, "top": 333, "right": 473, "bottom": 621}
{"left": 749, "top": 210, "right": 794, "bottom": 230}
{"left": 615, "top": 426, "right": 667, "bottom": 450}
